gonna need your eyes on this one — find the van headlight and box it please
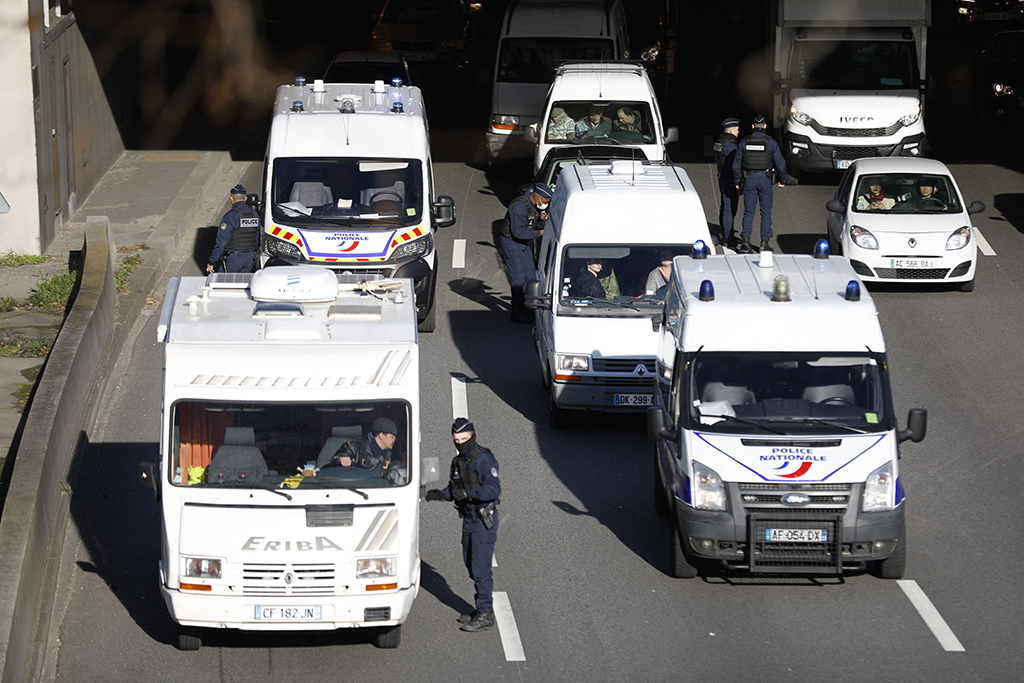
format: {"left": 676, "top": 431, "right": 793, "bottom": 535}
{"left": 556, "top": 354, "right": 589, "bottom": 371}
{"left": 900, "top": 106, "right": 921, "bottom": 126}
{"left": 491, "top": 114, "right": 520, "bottom": 132}
{"left": 946, "top": 227, "right": 971, "bottom": 250}
{"left": 266, "top": 235, "right": 303, "bottom": 260}
{"left": 789, "top": 105, "right": 812, "bottom": 126}
{"left": 692, "top": 462, "right": 726, "bottom": 511}
{"left": 356, "top": 557, "right": 395, "bottom": 579}
{"left": 389, "top": 232, "right": 433, "bottom": 261}
{"left": 850, "top": 226, "right": 879, "bottom": 250}
{"left": 181, "top": 557, "right": 222, "bottom": 579}
{"left": 863, "top": 462, "right": 895, "bottom": 512}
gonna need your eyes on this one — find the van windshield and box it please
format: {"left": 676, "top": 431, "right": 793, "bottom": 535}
{"left": 546, "top": 100, "right": 656, "bottom": 144}
{"left": 169, "top": 400, "right": 412, "bottom": 489}
{"left": 271, "top": 158, "right": 423, "bottom": 229}
{"left": 558, "top": 244, "right": 693, "bottom": 312}
{"left": 791, "top": 40, "right": 920, "bottom": 90}
{"left": 686, "top": 352, "right": 892, "bottom": 434}
{"left": 498, "top": 38, "right": 615, "bottom": 84}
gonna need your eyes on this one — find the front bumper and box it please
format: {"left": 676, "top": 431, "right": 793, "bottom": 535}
{"left": 784, "top": 131, "right": 926, "bottom": 173}
{"left": 485, "top": 129, "right": 535, "bottom": 164}
{"left": 844, "top": 234, "right": 976, "bottom": 284}
{"left": 551, "top": 379, "right": 653, "bottom": 413}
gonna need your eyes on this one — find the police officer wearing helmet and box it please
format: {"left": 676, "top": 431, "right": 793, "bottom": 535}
{"left": 732, "top": 114, "right": 786, "bottom": 253}
{"left": 713, "top": 117, "right": 741, "bottom": 248}
{"left": 207, "top": 184, "right": 260, "bottom": 274}
{"left": 500, "top": 183, "right": 549, "bottom": 323}
{"left": 425, "top": 418, "right": 501, "bottom": 632}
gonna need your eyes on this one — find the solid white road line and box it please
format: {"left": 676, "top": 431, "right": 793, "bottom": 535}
{"left": 451, "top": 376, "right": 468, "bottom": 422}
{"left": 493, "top": 591, "right": 526, "bottom": 661}
{"left": 897, "top": 580, "right": 966, "bottom": 652}
{"left": 452, "top": 238, "right": 467, "bottom": 269}
{"left": 975, "top": 228, "right": 996, "bottom": 256}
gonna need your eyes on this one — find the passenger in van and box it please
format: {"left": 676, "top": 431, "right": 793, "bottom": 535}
{"left": 547, "top": 107, "right": 576, "bottom": 140}
{"left": 572, "top": 259, "right": 607, "bottom": 299}
{"left": 645, "top": 251, "right": 675, "bottom": 294}
{"left": 325, "top": 417, "right": 404, "bottom": 484}
{"left": 613, "top": 107, "right": 642, "bottom": 133}
{"left": 575, "top": 105, "right": 612, "bottom": 138}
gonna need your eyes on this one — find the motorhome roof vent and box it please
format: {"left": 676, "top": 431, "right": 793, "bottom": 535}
{"left": 609, "top": 160, "right": 646, "bottom": 176}
{"left": 250, "top": 266, "right": 339, "bottom": 303}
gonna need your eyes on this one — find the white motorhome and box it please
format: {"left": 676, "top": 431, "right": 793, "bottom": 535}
{"left": 524, "top": 160, "right": 712, "bottom": 428}
{"left": 485, "top": 0, "right": 629, "bottom": 165}
{"left": 141, "top": 268, "right": 438, "bottom": 651}
{"left": 260, "top": 79, "right": 455, "bottom": 331}
{"left": 769, "top": 0, "right": 931, "bottom": 179}
{"left": 527, "top": 62, "right": 678, "bottom": 175}
{"left": 647, "top": 247, "right": 927, "bottom": 578}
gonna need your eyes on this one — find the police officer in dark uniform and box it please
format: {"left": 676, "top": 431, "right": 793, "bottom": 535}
{"left": 207, "top": 184, "right": 260, "bottom": 274}
{"left": 732, "top": 114, "right": 786, "bottom": 253}
{"left": 425, "top": 418, "right": 501, "bottom": 632}
{"left": 713, "top": 117, "right": 741, "bottom": 248}
{"left": 500, "top": 183, "right": 550, "bottom": 323}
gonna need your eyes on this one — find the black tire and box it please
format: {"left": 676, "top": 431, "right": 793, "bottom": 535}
{"left": 548, "top": 387, "right": 569, "bottom": 430}
{"left": 654, "top": 449, "right": 669, "bottom": 517}
{"left": 373, "top": 624, "right": 402, "bottom": 649}
{"left": 417, "top": 300, "right": 436, "bottom": 333}
{"left": 958, "top": 278, "right": 975, "bottom": 293}
{"left": 785, "top": 168, "right": 800, "bottom": 186}
{"left": 872, "top": 523, "right": 907, "bottom": 579}
{"left": 670, "top": 516, "right": 699, "bottom": 579}
{"left": 177, "top": 627, "right": 202, "bottom": 651}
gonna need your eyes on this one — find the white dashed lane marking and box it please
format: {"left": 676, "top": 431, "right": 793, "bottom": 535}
{"left": 493, "top": 591, "right": 526, "bottom": 661}
{"left": 452, "top": 238, "right": 466, "bottom": 269}
{"left": 975, "top": 228, "right": 995, "bottom": 256}
{"left": 898, "top": 580, "right": 965, "bottom": 652}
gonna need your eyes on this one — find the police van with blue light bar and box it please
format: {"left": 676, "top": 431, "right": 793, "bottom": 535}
{"left": 140, "top": 267, "right": 438, "bottom": 650}
{"left": 647, "top": 241, "right": 927, "bottom": 578}
{"left": 259, "top": 77, "right": 456, "bottom": 332}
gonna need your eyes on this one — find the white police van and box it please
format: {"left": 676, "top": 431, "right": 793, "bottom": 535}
{"left": 524, "top": 160, "right": 711, "bottom": 428}
{"left": 260, "top": 78, "right": 455, "bottom": 331}
{"left": 141, "top": 267, "right": 438, "bottom": 650}
{"left": 647, "top": 244, "right": 927, "bottom": 578}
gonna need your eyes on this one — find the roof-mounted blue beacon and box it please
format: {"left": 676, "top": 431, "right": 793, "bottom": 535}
{"left": 391, "top": 77, "right": 403, "bottom": 88}
{"left": 699, "top": 280, "right": 715, "bottom": 301}
{"left": 691, "top": 240, "right": 709, "bottom": 260}
{"left": 845, "top": 280, "right": 861, "bottom": 302}
{"left": 814, "top": 239, "right": 830, "bottom": 259}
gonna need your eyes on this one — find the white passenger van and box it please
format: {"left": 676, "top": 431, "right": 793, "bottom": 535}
{"left": 485, "top": 0, "right": 629, "bottom": 165}
{"left": 647, "top": 246, "right": 927, "bottom": 578}
{"left": 260, "top": 78, "right": 456, "bottom": 331}
{"left": 141, "top": 267, "right": 438, "bottom": 651}
{"left": 527, "top": 61, "right": 678, "bottom": 175}
{"left": 524, "top": 160, "right": 712, "bottom": 428}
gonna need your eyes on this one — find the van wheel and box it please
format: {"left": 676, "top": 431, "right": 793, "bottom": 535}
{"left": 548, "top": 388, "right": 569, "bottom": 429}
{"left": 784, "top": 169, "right": 800, "bottom": 186}
{"left": 177, "top": 627, "right": 202, "bottom": 651}
{"left": 872, "top": 524, "right": 907, "bottom": 579}
{"left": 654, "top": 449, "right": 669, "bottom": 517}
{"left": 373, "top": 624, "right": 402, "bottom": 649}
{"left": 670, "top": 516, "right": 699, "bottom": 579}
{"left": 417, "top": 302, "right": 436, "bottom": 333}
{"left": 958, "top": 278, "right": 975, "bottom": 293}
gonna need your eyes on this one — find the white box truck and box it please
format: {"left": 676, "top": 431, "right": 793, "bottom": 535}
{"left": 260, "top": 79, "right": 456, "bottom": 331}
{"left": 647, "top": 246, "right": 927, "bottom": 578}
{"left": 524, "top": 160, "right": 712, "bottom": 428}
{"left": 140, "top": 267, "right": 438, "bottom": 650}
{"left": 769, "top": 0, "right": 931, "bottom": 179}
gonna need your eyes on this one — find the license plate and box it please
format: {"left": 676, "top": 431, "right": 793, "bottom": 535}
{"left": 614, "top": 393, "right": 652, "bottom": 406}
{"left": 254, "top": 605, "right": 322, "bottom": 621}
{"left": 835, "top": 160, "right": 852, "bottom": 169}
{"left": 764, "top": 528, "right": 828, "bottom": 543}
{"left": 889, "top": 258, "right": 938, "bottom": 269}
{"left": 984, "top": 13, "right": 1010, "bottom": 20}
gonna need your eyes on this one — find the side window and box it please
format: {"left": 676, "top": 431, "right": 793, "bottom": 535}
{"left": 538, "top": 237, "right": 557, "bottom": 292}
{"left": 668, "top": 349, "right": 686, "bottom": 430}
{"left": 838, "top": 169, "right": 854, "bottom": 204}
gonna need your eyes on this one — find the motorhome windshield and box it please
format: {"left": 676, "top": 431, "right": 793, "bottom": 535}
{"left": 791, "top": 40, "right": 919, "bottom": 90}
{"left": 498, "top": 38, "right": 614, "bottom": 84}
{"left": 687, "top": 352, "right": 892, "bottom": 434}
{"left": 271, "top": 158, "right": 423, "bottom": 229}
{"left": 170, "top": 400, "right": 412, "bottom": 489}
{"left": 559, "top": 244, "right": 693, "bottom": 312}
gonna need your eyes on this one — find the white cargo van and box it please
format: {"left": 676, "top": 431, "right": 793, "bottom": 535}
{"left": 260, "top": 78, "right": 456, "bottom": 331}
{"left": 485, "top": 0, "right": 629, "bottom": 165}
{"left": 524, "top": 160, "right": 712, "bottom": 428}
{"left": 141, "top": 268, "right": 438, "bottom": 651}
{"left": 527, "top": 61, "right": 678, "bottom": 175}
{"left": 647, "top": 246, "right": 927, "bottom": 578}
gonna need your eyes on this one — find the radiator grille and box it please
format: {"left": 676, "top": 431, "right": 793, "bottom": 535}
{"left": 306, "top": 505, "right": 354, "bottom": 527}
{"left": 873, "top": 268, "right": 949, "bottom": 280}
{"left": 241, "top": 563, "right": 336, "bottom": 596}
{"left": 748, "top": 513, "right": 843, "bottom": 573}
{"left": 809, "top": 121, "right": 904, "bottom": 138}
{"left": 592, "top": 358, "right": 656, "bottom": 373}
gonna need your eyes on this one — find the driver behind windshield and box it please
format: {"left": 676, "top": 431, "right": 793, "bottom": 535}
{"left": 575, "top": 105, "right": 611, "bottom": 138}
{"left": 909, "top": 177, "right": 948, "bottom": 211}
{"left": 326, "top": 417, "right": 404, "bottom": 483}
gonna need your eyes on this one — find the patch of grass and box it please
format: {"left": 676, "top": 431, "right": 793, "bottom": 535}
{"left": 27, "top": 271, "right": 80, "bottom": 309}
{"left": 117, "top": 243, "right": 150, "bottom": 254}
{"left": 0, "top": 296, "right": 16, "bottom": 312}
{"left": 115, "top": 252, "right": 145, "bottom": 293}
{"left": 0, "top": 250, "right": 47, "bottom": 266}
{"left": 0, "top": 336, "right": 53, "bottom": 357}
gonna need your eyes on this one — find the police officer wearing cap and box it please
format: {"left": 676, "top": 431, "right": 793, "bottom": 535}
{"left": 425, "top": 418, "right": 501, "bottom": 632}
{"left": 207, "top": 184, "right": 261, "bottom": 274}
{"left": 732, "top": 114, "right": 786, "bottom": 253}
{"left": 713, "top": 117, "right": 741, "bottom": 247}
{"left": 500, "top": 183, "right": 549, "bottom": 323}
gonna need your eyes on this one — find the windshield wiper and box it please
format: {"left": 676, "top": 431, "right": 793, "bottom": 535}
{"left": 293, "top": 478, "right": 371, "bottom": 498}
{"left": 767, "top": 417, "right": 869, "bottom": 434}
{"left": 568, "top": 297, "right": 639, "bottom": 311}
{"left": 696, "top": 412, "right": 786, "bottom": 435}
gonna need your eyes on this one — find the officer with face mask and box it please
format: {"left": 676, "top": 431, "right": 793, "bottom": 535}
{"left": 500, "top": 183, "right": 550, "bottom": 323}
{"left": 425, "top": 418, "right": 501, "bottom": 632}
{"left": 207, "top": 184, "right": 261, "bottom": 273}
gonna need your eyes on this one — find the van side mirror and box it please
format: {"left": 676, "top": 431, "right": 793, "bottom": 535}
{"left": 246, "top": 193, "right": 261, "bottom": 213}
{"left": 967, "top": 200, "right": 985, "bottom": 215}
{"left": 524, "top": 123, "right": 538, "bottom": 144}
{"left": 524, "top": 280, "right": 550, "bottom": 310}
{"left": 433, "top": 195, "right": 456, "bottom": 228}
{"left": 897, "top": 408, "right": 927, "bottom": 444}
{"left": 664, "top": 127, "right": 679, "bottom": 144}
{"left": 647, "top": 407, "right": 677, "bottom": 442}
{"left": 771, "top": 70, "right": 784, "bottom": 95}
{"left": 826, "top": 199, "right": 845, "bottom": 213}
{"left": 139, "top": 462, "right": 160, "bottom": 501}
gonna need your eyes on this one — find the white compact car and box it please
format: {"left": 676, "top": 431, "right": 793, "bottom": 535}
{"left": 825, "top": 158, "right": 985, "bottom": 291}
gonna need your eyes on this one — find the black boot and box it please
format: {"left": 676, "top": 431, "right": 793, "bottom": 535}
{"left": 738, "top": 237, "right": 752, "bottom": 254}
{"left": 760, "top": 239, "right": 772, "bottom": 252}
{"left": 457, "top": 611, "right": 478, "bottom": 625}
{"left": 460, "top": 611, "right": 495, "bottom": 632}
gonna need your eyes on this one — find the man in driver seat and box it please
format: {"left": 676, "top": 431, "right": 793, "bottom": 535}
{"left": 328, "top": 417, "right": 403, "bottom": 482}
